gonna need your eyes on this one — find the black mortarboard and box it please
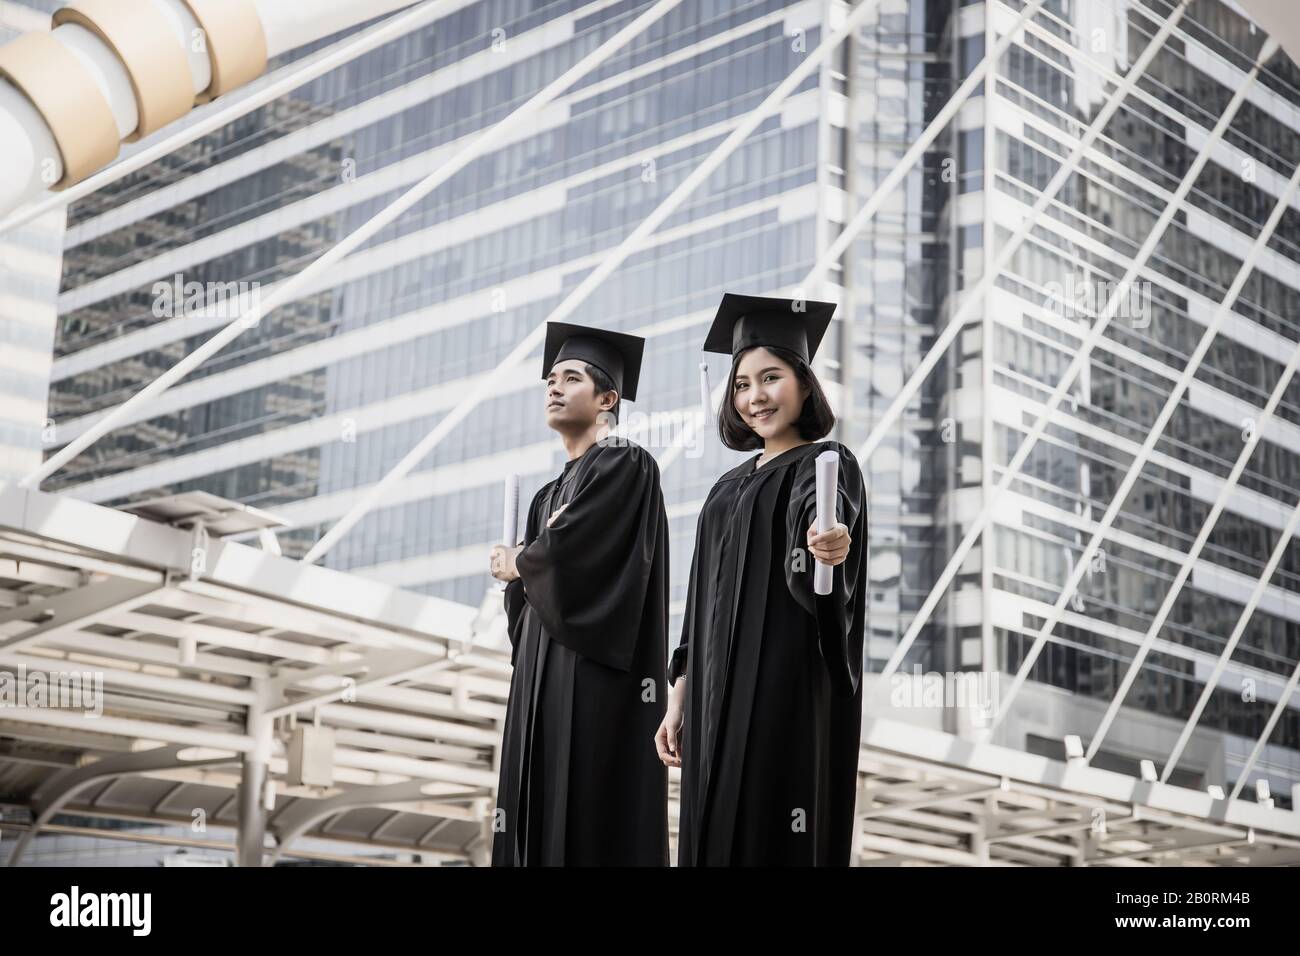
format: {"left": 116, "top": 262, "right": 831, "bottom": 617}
{"left": 702, "top": 292, "right": 836, "bottom": 364}
{"left": 542, "top": 321, "right": 644, "bottom": 403}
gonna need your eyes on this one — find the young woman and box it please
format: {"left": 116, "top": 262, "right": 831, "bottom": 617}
{"left": 654, "top": 292, "right": 867, "bottom": 866}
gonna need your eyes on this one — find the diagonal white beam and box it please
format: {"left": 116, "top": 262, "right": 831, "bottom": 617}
{"left": 881, "top": 32, "right": 1277, "bottom": 681}
{"left": 656, "top": 0, "right": 1055, "bottom": 473}
{"left": 996, "top": 142, "right": 1300, "bottom": 748}
{"left": 22, "top": 0, "right": 687, "bottom": 491}
{"left": 1164, "top": 496, "right": 1300, "bottom": 784}
{"left": 1228, "top": 654, "right": 1300, "bottom": 801}
{"left": 1078, "top": 165, "right": 1300, "bottom": 761}
{"left": 0, "top": 0, "right": 457, "bottom": 237}
{"left": 301, "top": 0, "right": 898, "bottom": 563}
{"left": 0, "top": 578, "right": 165, "bottom": 655}
{"left": 264, "top": 650, "right": 462, "bottom": 720}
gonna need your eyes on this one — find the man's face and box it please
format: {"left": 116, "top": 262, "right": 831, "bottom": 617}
{"left": 545, "top": 358, "right": 616, "bottom": 431}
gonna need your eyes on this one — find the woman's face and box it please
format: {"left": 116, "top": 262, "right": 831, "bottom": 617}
{"left": 731, "top": 347, "right": 809, "bottom": 442}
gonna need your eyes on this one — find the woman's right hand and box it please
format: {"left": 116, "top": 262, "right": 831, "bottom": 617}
{"left": 655, "top": 696, "right": 684, "bottom": 768}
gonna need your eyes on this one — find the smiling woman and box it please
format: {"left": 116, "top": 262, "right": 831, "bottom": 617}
{"left": 656, "top": 292, "right": 868, "bottom": 867}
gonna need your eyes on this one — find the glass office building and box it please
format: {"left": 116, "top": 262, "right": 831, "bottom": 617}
{"left": 41, "top": 0, "right": 1300, "bottom": 805}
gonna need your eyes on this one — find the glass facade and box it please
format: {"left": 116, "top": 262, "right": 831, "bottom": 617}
{"left": 41, "top": 0, "right": 1300, "bottom": 805}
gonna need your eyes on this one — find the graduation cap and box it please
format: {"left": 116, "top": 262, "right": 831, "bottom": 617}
{"left": 703, "top": 292, "right": 836, "bottom": 364}
{"left": 542, "top": 321, "right": 644, "bottom": 403}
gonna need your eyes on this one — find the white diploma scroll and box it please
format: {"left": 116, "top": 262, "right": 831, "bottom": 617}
{"left": 503, "top": 473, "right": 519, "bottom": 546}
{"left": 699, "top": 362, "right": 712, "bottom": 423}
{"left": 499, "top": 473, "right": 519, "bottom": 591}
{"left": 813, "top": 449, "right": 839, "bottom": 595}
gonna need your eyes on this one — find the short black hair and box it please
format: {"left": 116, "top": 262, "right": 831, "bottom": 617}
{"left": 585, "top": 362, "right": 620, "bottom": 422}
{"left": 718, "top": 344, "right": 834, "bottom": 451}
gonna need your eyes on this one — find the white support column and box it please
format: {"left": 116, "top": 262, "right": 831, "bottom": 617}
{"left": 22, "top": 0, "right": 687, "bottom": 491}
{"left": 880, "top": 33, "right": 1277, "bottom": 683}
{"left": 236, "top": 679, "right": 273, "bottom": 867}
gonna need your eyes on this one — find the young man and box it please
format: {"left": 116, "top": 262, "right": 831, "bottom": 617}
{"left": 488, "top": 321, "right": 669, "bottom": 866}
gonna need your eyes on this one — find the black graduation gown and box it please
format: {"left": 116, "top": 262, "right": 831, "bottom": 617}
{"left": 671, "top": 440, "right": 867, "bottom": 866}
{"left": 491, "top": 439, "right": 670, "bottom": 866}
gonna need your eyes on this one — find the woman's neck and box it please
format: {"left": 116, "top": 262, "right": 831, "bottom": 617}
{"left": 759, "top": 429, "right": 809, "bottom": 462}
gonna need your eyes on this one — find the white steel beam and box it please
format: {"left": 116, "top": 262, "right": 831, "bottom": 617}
{"left": 0, "top": 578, "right": 165, "bottom": 655}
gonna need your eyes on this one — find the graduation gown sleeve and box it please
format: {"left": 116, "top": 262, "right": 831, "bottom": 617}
{"left": 668, "top": 632, "right": 690, "bottom": 686}
{"left": 667, "top": 545, "right": 697, "bottom": 686}
{"left": 512, "top": 442, "right": 663, "bottom": 671}
{"left": 784, "top": 441, "right": 867, "bottom": 698}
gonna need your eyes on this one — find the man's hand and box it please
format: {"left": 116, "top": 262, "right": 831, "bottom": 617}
{"left": 545, "top": 503, "right": 569, "bottom": 528}
{"left": 489, "top": 544, "right": 522, "bottom": 582}
{"left": 807, "top": 521, "right": 851, "bottom": 566}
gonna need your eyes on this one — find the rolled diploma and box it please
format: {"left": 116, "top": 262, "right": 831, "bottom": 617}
{"left": 813, "top": 449, "right": 839, "bottom": 595}
{"left": 499, "top": 473, "right": 519, "bottom": 591}
{"left": 502, "top": 473, "right": 519, "bottom": 546}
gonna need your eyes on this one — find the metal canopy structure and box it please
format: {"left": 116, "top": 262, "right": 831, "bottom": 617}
{"left": 853, "top": 713, "right": 1300, "bottom": 867}
{"left": 2, "top": 481, "right": 1298, "bottom": 865}
{"left": 0, "top": 481, "right": 510, "bottom": 865}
